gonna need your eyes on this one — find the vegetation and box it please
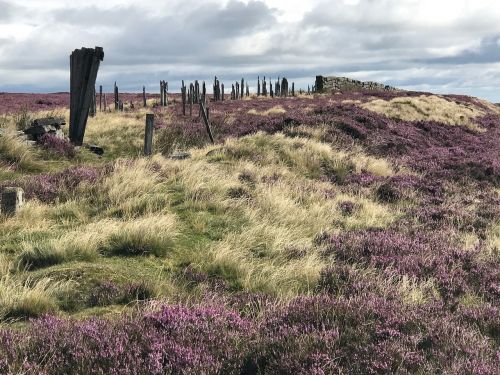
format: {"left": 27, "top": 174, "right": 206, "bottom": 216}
{"left": 0, "top": 90, "right": 498, "bottom": 374}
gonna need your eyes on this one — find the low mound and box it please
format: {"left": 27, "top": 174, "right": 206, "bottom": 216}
{"left": 361, "top": 94, "right": 487, "bottom": 131}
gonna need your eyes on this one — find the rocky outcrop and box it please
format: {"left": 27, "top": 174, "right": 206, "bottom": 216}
{"left": 315, "top": 75, "right": 397, "bottom": 93}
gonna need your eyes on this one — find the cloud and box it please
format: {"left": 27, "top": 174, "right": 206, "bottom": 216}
{"left": 423, "top": 36, "right": 500, "bottom": 64}
{"left": 0, "top": 0, "right": 499, "bottom": 102}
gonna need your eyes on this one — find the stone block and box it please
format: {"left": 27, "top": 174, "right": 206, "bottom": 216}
{"left": 1, "top": 187, "right": 24, "bottom": 216}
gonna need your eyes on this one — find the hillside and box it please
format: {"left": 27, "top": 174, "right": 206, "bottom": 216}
{"left": 0, "top": 90, "right": 499, "bottom": 374}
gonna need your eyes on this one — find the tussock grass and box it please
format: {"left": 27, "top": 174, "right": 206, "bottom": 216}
{"left": 0, "top": 133, "right": 42, "bottom": 172}
{"left": 0, "top": 274, "right": 68, "bottom": 321}
{"left": 361, "top": 94, "right": 486, "bottom": 131}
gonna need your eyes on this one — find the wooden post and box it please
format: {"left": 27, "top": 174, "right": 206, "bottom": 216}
{"left": 246, "top": 83, "right": 249, "bottom": 97}
{"left": 144, "top": 114, "right": 154, "bottom": 156}
{"left": 182, "top": 80, "right": 186, "bottom": 115}
{"left": 1, "top": 187, "right": 23, "bottom": 216}
{"left": 221, "top": 83, "right": 224, "bottom": 101}
{"left": 200, "top": 101, "right": 214, "bottom": 144}
{"left": 189, "top": 86, "right": 193, "bottom": 117}
{"left": 257, "top": 76, "right": 260, "bottom": 96}
{"left": 89, "top": 86, "right": 96, "bottom": 117}
{"left": 292, "top": 82, "right": 295, "bottom": 97}
{"left": 99, "top": 85, "right": 102, "bottom": 111}
{"left": 69, "top": 46, "right": 104, "bottom": 145}
{"left": 143, "top": 86, "right": 147, "bottom": 107}
{"left": 103, "top": 93, "right": 107, "bottom": 110}
{"left": 270, "top": 80, "right": 273, "bottom": 98}
{"left": 114, "top": 83, "right": 119, "bottom": 110}
{"left": 164, "top": 82, "right": 168, "bottom": 106}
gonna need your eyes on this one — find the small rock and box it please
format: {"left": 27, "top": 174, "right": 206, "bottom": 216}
{"left": 169, "top": 151, "right": 191, "bottom": 160}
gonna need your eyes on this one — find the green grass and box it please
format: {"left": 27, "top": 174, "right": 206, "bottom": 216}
{"left": 0, "top": 106, "right": 403, "bottom": 321}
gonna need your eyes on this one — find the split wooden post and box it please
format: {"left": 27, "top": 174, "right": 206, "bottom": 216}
{"left": 69, "top": 46, "right": 104, "bottom": 145}
{"left": 144, "top": 114, "right": 154, "bottom": 156}
{"left": 199, "top": 101, "right": 214, "bottom": 144}
{"left": 143, "top": 86, "right": 147, "bottom": 107}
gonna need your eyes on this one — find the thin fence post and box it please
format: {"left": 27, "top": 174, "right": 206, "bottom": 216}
{"left": 182, "top": 80, "right": 186, "bottom": 115}
{"left": 144, "top": 114, "right": 154, "bottom": 156}
{"left": 143, "top": 86, "right": 147, "bottom": 107}
{"left": 200, "top": 101, "right": 214, "bottom": 144}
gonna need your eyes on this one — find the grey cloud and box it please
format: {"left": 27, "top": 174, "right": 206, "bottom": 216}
{"left": 0, "top": 1, "right": 15, "bottom": 20}
{"left": 423, "top": 36, "right": 500, "bottom": 64}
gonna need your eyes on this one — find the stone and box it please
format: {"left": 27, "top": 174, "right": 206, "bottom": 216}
{"left": 1, "top": 187, "right": 24, "bottom": 216}
{"left": 315, "top": 75, "right": 398, "bottom": 93}
{"left": 169, "top": 151, "right": 191, "bottom": 160}
{"left": 84, "top": 143, "right": 104, "bottom": 155}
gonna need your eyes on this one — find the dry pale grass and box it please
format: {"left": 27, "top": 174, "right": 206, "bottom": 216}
{"left": 178, "top": 133, "right": 398, "bottom": 296}
{"left": 0, "top": 274, "right": 69, "bottom": 321}
{"left": 361, "top": 95, "right": 486, "bottom": 131}
{"left": 247, "top": 105, "right": 286, "bottom": 116}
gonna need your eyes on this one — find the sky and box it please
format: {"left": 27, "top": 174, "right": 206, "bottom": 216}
{"left": 0, "top": 0, "right": 499, "bottom": 101}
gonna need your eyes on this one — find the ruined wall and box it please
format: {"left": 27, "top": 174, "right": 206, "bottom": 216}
{"left": 315, "top": 75, "right": 397, "bottom": 93}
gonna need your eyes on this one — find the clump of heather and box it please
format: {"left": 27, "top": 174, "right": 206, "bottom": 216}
{"left": 0, "top": 295, "right": 498, "bottom": 374}
{"left": 319, "top": 229, "right": 499, "bottom": 304}
{"left": 0, "top": 165, "right": 109, "bottom": 203}
{"left": 38, "top": 133, "right": 75, "bottom": 158}
{"left": 87, "top": 281, "right": 156, "bottom": 307}
{"left": 0, "top": 304, "right": 253, "bottom": 375}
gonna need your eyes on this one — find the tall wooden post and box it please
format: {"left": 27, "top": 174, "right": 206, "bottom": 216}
{"left": 144, "top": 114, "right": 154, "bottom": 156}
{"left": 292, "top": 82, "right": 295, "bottom": 97}
{"left": 143, "top": 86, "right": 147, "bottom": 107}
{"left": 164, "top": 82, "right": 168, "bottom": 106}
{"left": 240, "top": 78, "right": 244, "bottom": 99}
{"left": 69, "top": 46, "right": 104, "bottom": 145}
{"left": 160, "top": 81, "right": 164, "bottom": 106}
{"left": 182, "top": 80, "right": 186, "bottom": 116}
{"left": 257, "top": 76, "right": 260, "bottom": 96}
{"left": 221, "top": 83, "right": 224, "bottom": 101}
{"left": 114, "top": 82, "right": 119, "bottom": 111}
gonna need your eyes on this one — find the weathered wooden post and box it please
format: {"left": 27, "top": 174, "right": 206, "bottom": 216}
{"left": 257, "top": 76, "right": 261, "bottom": 96}
{"left": 160, "top": 81, "right": 164, "bottom": 106}
{"left": 308, "top": 85, "right": 310, "bottom": 95}
{"left": 240, "top": 78, "right": 244, "bottom": 99}
{"left": 144, "top": 114, "right": 154, "bottom": 156}
{"left": 1, "top": 187, "right": 23, "bottom": 216}
{"left": 69, "top": 46, "right": 104, "bottom": 145}
{"left": 246, "top": 83, "right": 249, "bottom": 97}
{"left": 89, "top": 86, "right": 96, "bottom": 117}
{"left": 182, "top": 80, "right": 186, "bottom": 115}
{"left": 119, "top": 100, "right": 124, "bottom": 111}
{"left": 104, "top": 93, "right": 107, "bottom": 110}
{"left": 189, "top": 84, "right": 193, "bottom": 117}
{"left": 99, "top": 85, "right": 103, "bottom": 111}
{"left": 221, "top": 83, "right": 225, "bottom": 101}
{"left": 143, "top": 86, "right": 147, "bottom": 107}
{"left": 114, "top": 83, "right": 119, "bottom": 111}
{"left": 199, "top": 101, "right": 214, "bottom": 144}
{"left": 270, "top": 80, "right": 274, "bottom": 97}
{"left": 231, "top": 84, "right": 235, "bottom": 100}
{"left": 263, "top": 77, "right": 267, "bottom": 96}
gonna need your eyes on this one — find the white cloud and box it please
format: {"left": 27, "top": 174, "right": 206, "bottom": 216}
{"left": 0, "top": 0, "right": 499, "bottom": 101}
